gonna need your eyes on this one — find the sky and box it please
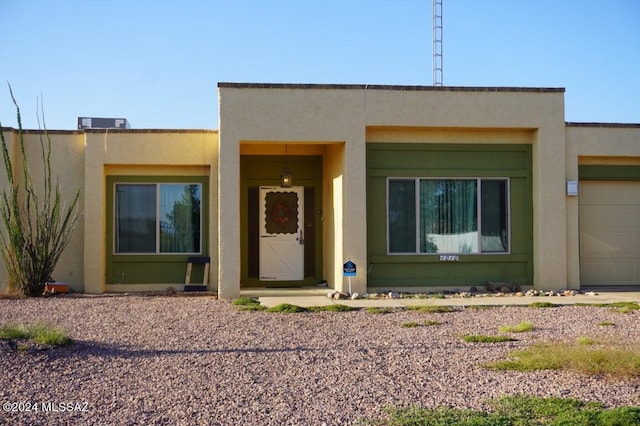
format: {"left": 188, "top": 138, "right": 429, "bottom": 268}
{"left": 0, "top": 0, "right": 638, "bottom": 130}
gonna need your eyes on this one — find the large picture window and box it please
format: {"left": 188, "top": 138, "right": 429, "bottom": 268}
{"left": 115, "top": 183, "right": 202, "bottom": 254}
{"left": 388, "top": 178, "right": 509, "bottom": 254}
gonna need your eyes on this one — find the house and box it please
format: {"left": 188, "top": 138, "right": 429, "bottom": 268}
{"left": 1, "top": 83, "right": 639, "bottom": 298}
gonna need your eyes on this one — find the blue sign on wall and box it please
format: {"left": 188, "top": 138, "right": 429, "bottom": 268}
{"left": 343, "top": 260, "right": 356, "bottom": 277}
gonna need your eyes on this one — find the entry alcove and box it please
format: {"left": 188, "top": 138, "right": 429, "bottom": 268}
{"left": 240, "top": 152, "right": 323, "bottom": 288}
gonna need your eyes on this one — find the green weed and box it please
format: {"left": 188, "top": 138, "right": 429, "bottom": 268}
{"left": 232, "top": 297, "right": 260, "bottom": 306}
{"left": 365, "top": 307, "right": 394, "bottom": 314}
{"left": 576, "top": 301, "right": 640, "bottom": 313}
{"left": 265, "top": 303, "right": 308, "bottom": 313}
{"left": 486, "top": 341, "right": 640, "bottom": 378}
{"left": 29, "top": 323, "right": 73, "bottom": 346}
{"left": 308, "top": 304, "right": 357, "bottom": 312}
{"left": 528, "top": 301, "right": 558, "bottom": 308}
{"left": 232, "top": 297, "right": 266, "bottom": 311}
{"left": 576, "top": 336, "right": 595, "bottom": 345}
{"left": 364, "top": 395, "right": 640, "bottom": 426}
{"left": 0, "top": 323, "right": 30, "bottom": 340}
{"left": 462, "top": 335, "right": 518, "bottom": 343}
{"left": 0, "top": 322, "right": 72, "bottom": 347}
{"left": 466, "top": 305, "right": 496, "bottom": 310}
{"left": 499, "top": 321, "right": 534, "bottom": 333}
{"left": 406, "top": 305, "right": 457, "bottom": 313}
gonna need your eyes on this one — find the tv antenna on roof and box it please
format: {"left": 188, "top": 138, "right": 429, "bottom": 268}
{"left": 433, "top": 0, "right": 443, "bottom": 86}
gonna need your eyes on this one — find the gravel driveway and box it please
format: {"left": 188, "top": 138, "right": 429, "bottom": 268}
{"left": 0, "top": 294, "right": 638, "bottom": 425}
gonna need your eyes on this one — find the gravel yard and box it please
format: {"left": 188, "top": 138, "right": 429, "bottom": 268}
{"left": 0, "top": 294, "right": 639, "bottom": 425}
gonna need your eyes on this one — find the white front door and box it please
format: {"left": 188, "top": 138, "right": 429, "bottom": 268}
{"left": 259, "top": 186, "right": 304, "bottom": 281}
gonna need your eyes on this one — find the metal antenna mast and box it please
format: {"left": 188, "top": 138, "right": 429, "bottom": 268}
{"left": 433, "top": 0, "right": 443, "bottom": 86}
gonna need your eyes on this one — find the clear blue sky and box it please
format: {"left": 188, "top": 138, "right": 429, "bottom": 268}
{"left": 1, "top": 0, "right": 638, "bottom": 130}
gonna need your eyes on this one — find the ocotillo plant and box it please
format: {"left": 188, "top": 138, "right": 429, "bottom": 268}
{"left": 0, "top": 85, "right": 81, "bottom": 296}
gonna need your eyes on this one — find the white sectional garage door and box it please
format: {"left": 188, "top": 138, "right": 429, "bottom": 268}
{"left": 580, "top": 181, "right": 640, "bottom": 287}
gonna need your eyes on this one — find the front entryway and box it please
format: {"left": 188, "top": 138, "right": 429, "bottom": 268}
{"left": 259, "top": 186, "right": 305, "bottom": 281}
{"left": 241, "top": 154, "right": 323, "bottom": 287}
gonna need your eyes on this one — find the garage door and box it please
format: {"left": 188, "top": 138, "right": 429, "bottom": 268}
{"left": 580, "top": 181, "right": 640, "bottom": 286}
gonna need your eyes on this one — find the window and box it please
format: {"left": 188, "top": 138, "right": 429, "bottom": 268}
{"left": 115, "top": 183, "right": 202, "bottom": 254}
{"left": 388, "top": 178, "right": 509, "bottom": 254}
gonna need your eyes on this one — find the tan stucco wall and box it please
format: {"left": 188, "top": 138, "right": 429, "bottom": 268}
{"left": 0, "top": 129, "right": 85, "bottom": 292}
{"left": 2, "top": 87, "right": 638, "bottom": 297}
{"left": 0, "top": 129, "right": 17, "bottom": 291}
{"left": 83, "top": 130, "right": 218, "bottom": 294}
{"left": 218, "top": 84, "right": 570, "bottom": 294}
{"left": 218, "top": 86, "right": 369, "bottom": 298}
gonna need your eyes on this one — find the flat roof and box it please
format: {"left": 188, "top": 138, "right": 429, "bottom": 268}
{"left": 218, "top": 82, "right": 565, "bottom": 93}
{"left": 566, "top": 122, "right": 640, "bottom": 128}
{"left": 0, "top": 127, "right": 217, "bottom": 134}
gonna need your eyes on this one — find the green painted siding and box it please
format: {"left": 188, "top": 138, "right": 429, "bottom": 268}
{"left": 105, "top": 175, "right": 209, "bottom": 285}
{"left": 367, "top": 143, "right": 533, "bottom": 288}
{"left": 579, "top": 165, "right": 640, "bottom": 180}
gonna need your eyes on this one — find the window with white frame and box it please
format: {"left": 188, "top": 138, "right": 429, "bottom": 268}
{"left": 388, "top": 178, "right": 509, "bottom": 254}
{"left": 115, "top": 183, "right": 202, "bottom": 253}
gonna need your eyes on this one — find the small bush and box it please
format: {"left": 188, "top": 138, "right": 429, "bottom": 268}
{"left": 597, "top": 321, "right": 615, "bottom": 327}
{"left": 499, "top": 321, "right": 534, "bottom": 333}
{"left": 265, "top": 303, "right": 308, "bottom": 313}
{"left": 401, "top": 321, "right": 419, "bottom": 328}
{"left": 423, "top": 320, "right": 442, "bottom": 326}
{"left": 462, "top": 335, "right": 517, "bottom": 343}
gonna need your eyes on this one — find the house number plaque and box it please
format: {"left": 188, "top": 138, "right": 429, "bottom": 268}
{"left": 439, "top": 255, "right": 460, "bottom": 262}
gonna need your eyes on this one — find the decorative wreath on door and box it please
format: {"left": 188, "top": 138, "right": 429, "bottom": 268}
{"left": 265, "top": 192, "right": 298, "bottom": 234}
{"left": 271, "top": 202, "right": 292, "bottom": 227}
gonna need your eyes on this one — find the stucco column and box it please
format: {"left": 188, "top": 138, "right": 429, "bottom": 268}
{"left": 217, "top": 129, "right": 241, "bottom": 299}
{"left": 340, "top": 135, "right": 368, "bottom": 295}
{"left": 532, "top": 125, "right": 569, "bottom": 290}
{"left": 565, "top": 135, "right": 580, "bottom": 289}
{"left": 83, "top": 133, "right": 106, "bottom": 293}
